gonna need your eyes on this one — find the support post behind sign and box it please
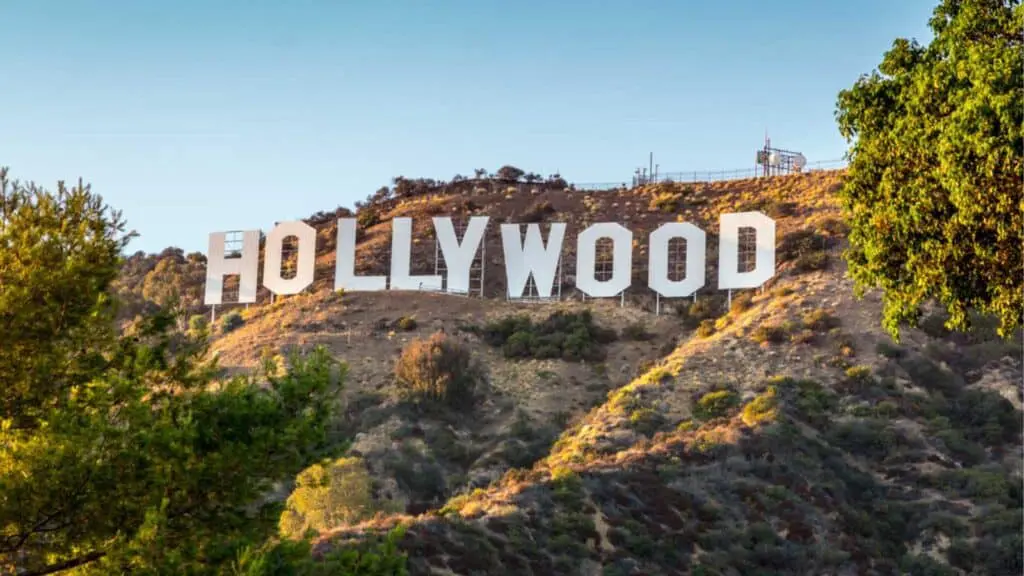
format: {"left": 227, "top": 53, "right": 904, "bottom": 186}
{"left": 480, "top": 232, "right": 487, "bottom": 298}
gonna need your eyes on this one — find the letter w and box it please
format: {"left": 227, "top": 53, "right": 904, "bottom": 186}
{"left": 499, "top": 223, "right": 566, "bottom": 299}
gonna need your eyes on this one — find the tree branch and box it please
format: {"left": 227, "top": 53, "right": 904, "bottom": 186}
{"left": 21, "top": 551, "right": 105, "bottom": 576}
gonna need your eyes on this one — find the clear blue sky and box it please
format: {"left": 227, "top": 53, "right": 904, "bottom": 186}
{"left": 1, "top": 0, "right": 935, "bottom": 254}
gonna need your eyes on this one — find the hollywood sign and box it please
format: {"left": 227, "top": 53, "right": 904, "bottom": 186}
{"left": 203, "top": 212, "right": 776, "bottom": 305}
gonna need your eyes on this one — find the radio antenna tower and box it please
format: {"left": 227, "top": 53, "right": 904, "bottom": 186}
{"left": 756, "top": 132, "right": 806, "bottom": 177}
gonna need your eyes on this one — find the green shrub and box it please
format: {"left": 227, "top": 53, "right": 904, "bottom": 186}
{"left": 236, "top": 526, "right": 409, "bottom": 575}
{"left": 475, "top": 310, "right": 616, "bottom": 362}
{"left": 357, "top": 207, "right": 382, "bottom": 229}
{"left": 394, "top": 331, "right": 479, "bottom": 408}
{"left": 750, "top": 324, "right": 788, "bottom": 344}
{"left": 188, "top": 314, "right": 209, "bottom": 334}
{"left": 741, "top": 387, "right": 779, "bottom": 427}
{"left": 929, "top": 467, "right": 1016, "bottom": 503}
{"left": 649, "top": 190, "right": 684, "bottom": 213}
{"left": 696, "top": 319, "right": 716, "bottom": 338}
{"left": 521, "top": 200, "right": 556, "bottom": 223}
{"left": 945, "top": 389, "right": 1022, "bottom": 447}
{"left": 677, "top": 419, "right": 698, "bottom": 432}
{"left": 875, "top": 340, "right": 905, "bottom": 358}
{"left": 396, "top": 316, "right": 417, "bottom": 331}
{"left": 778, "top": 229, "right": 829, "bottom": 266}
{"left": 898, "top": 554, "right": 958, "bottom": 576}
{"left": 693, "top": 390, "right": 740, "bottom": 420}
{"left": 840, "top": 365, "right": 875, "bottom": 394}
{"left": 826, "top": 419, "right": 910, "bottom": 461}
{"left": 802, "top": 309, "right": 840, "bottom": 331}
{"left": 278, "top": 456, "right": 379, "bottom": 538}
{"left": 793, "top": 251, "right": 829, "bottom": 273}
{"left": 629, "top": 408, "right": 667, "bottom": 436}
{"left": 677, "top": 297, "right": 725, "bottom": 330}
{"left": 730, "top": 292, "right": 754, "bottom": 314}
{"left": 918, "top": 310, "right": 951, "bottom": 338}
{"left": 621, "top": 321, "right": 654, "bottom": 341}
{"left": 220, "top": 311, "right": 244, "bottom": 334}
{"left": 739, "top": 198, "right": 797, "bottom": 218}
{"left": 898, "top": 355, "right": 960, "bottom": 396}
{"left": 933, "top": 429, "right": 987, "bottom": 466}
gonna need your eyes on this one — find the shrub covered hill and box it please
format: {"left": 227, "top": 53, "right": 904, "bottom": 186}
{"left": 117, "top": 168, "right": 1023, "bottom": 575}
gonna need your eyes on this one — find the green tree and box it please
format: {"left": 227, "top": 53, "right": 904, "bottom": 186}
{"left": 495, "top": 165, "right": 525, "bottom": 182}
{"left": 835, "top": 0, "right": 1023, "bottom": 340}
{"left": 279, "top": 457, "right": 381, "bottom": 539}
{"left": 0, "top": 168, "right": 343, "bottom": 574}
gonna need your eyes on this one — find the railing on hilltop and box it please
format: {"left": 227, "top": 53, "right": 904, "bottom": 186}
{"left": 574, "top": 159, "right": 848, "bottom": 191}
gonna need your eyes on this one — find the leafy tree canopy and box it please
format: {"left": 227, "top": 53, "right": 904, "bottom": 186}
{"left": 0, "top": 168, "right": 365, "bottom": 574}
{"left": 836, "top": 0, "right": 1023, "bottom": 340}
{"left": 495, "top": 165, "right": 526, "bottom": 182}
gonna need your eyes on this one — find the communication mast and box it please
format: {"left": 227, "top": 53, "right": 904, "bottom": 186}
{"left": 756, "top": 134, "right": 807, "bottom": 177}
{"left": 632, "top": 152, "right": 656, "bottom": 186}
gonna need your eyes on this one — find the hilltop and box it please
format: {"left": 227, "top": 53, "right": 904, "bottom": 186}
{"left": 117, "top": 168, "right": 1022, "bottom": 575}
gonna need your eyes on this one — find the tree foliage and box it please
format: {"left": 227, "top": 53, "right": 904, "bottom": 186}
{"left": 835, "top": 0, "right": 1023, "bottom": 340}
{"left": 0, "top": 169, "right": 352, "bottom": 574}
{"left": 495, "top": 165, "right": 525, "bottom": 182}
{"left": 279, "top": 457, "right": 379, "bottom": 539}
{"left": 114, "top": 247, "right": 207, "bottom": 324}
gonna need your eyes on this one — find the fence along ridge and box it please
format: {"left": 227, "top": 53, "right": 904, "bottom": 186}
{"left": 574, "top": 158, "right": 849, "bottom": 191}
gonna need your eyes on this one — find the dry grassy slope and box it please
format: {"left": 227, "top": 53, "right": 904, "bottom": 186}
{"left": 212, "top": 289, "right": 682, "bottom": 510}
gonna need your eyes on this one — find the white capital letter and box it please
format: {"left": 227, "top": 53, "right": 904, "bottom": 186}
{"left": 335, "top": 218, "right": 387, "bottom": 291}
{"left": 500, "top": 223, "right": 566, "bottom": 298}
{"left": 204, "top": 230, "right": 260, "bottom": 305}
{"left": 576, "top": 223, "right": 632, "bottom": 298}
{"left": 648, "top": 222, "right": 706, "bottom": 298}
{"left": 263, "top": 221, "right": 316, "bottom": 295}
{"left": 390, "top": 217, "right": 443, "bottom": 291}
{"left": 718, "top": 211, "right": 776, "bottom": 290}
{"left": 434, "top": 216, "right": 489, "bottom": 294}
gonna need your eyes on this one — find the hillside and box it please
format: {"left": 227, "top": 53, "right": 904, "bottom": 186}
{"left": 127, "top": 170, "right": 1022, "bottom": 575}
{"left": 308, "top": 275, "right": 1021, "bottom": 575}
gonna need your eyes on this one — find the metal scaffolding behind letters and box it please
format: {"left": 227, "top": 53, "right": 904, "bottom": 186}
{"left": 433, "top": 219, "right": 487, "bottom": 297}
{"left": 506, "top": 223, "right": 563, "bottom": 303}
{"left": 655, "top": 236, "right": 695, "bottom": 315}
{"left": 581, "top": 236, "right": 625, "bottom": 307}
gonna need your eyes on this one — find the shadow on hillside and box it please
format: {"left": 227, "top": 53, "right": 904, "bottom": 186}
{"left": 335, "top": 387, "right": 574, "bottom": 516}
{"left": 317, "top": 405, "right": 1022, "bottom": 575}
